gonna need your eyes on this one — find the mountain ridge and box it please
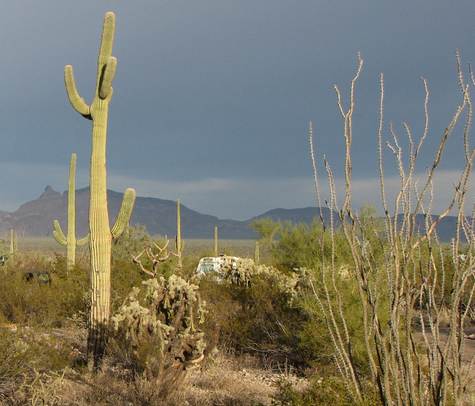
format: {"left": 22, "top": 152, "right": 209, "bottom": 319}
{"left": 0, "top": 186, "right": 468, "bottom": 241}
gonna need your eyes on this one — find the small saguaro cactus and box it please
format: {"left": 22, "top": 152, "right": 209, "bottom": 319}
{"left": 64, "top": 11, "right": 136, "bottom": 370}
{"left": 52, "top": 153, "right": 88, "bottom": 273}
{"left": 9, "top": 229, "right": 17, "bottom": 256}
{"left": 254, "top": 241, "right": 260, "bottom": 264}
{"left": 175, "top": 199, "right": 184, "bottom": 268}
{"left": 214, "top": 225, "right": 219, "bottom": 256}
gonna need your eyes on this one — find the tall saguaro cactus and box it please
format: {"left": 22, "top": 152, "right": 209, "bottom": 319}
{"left": 52, "top": 153, "right": 88, "bottom": 273}
{"left": 64, "top": 11, "right": 136, "bottom": 370}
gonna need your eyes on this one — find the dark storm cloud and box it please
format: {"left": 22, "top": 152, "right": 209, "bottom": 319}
{"left": 0, "top": 0, "right": 473, "bottom": 218}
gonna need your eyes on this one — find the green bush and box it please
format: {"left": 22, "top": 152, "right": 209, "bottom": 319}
{"left": 112, "top": 224, "right": 152, "bottom": 262}
{"left": 271, "top": 376, "right": 379, "bottom": 406}
{"left": 0, "top": 329, "right": 72, "bottom": 402}
{"left": 199, "top": 264, "right": 311, "bottom": 368}
{"left": 0, "top": 254, "right": 88, "bottom": 327}
{"left": 197, "top": 218, "right": 389, "bottom": 377}
{"left": 252, "top": 219, "right": 352, "bottom": 271}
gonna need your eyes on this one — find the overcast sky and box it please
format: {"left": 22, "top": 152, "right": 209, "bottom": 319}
{"left": 0, "top": 1, "right": 474, "bottom": 219}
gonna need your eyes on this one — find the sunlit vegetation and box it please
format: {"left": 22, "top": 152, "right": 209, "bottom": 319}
{"left": 0, "top": 10, "right": 474, "bottom": 406}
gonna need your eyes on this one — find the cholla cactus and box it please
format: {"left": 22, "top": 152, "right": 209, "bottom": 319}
{"left": 219, "top": 257, "right": 304, "bottom": 303}
{"left": 64, "top": 11, "right": 136, "bottom": 369}
{"left": 52, "top": 153, "right": 88, "bottom": 273}
{"left": 111, "top": 274, "right": 206, "bottom": 396}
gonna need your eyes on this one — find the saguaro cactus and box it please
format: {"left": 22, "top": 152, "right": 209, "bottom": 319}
{"left": 9, "top": 229, "right": 16, "bottom": 256}
{"left": 254, "top": 241, "right": 260, "bottom": 264}
{"left": 64, "top": 11, "right": 136, "bottom": 369}
{"left": 214, "top": 225, "right": 218, "bottom": 256}
{"left": 175, "top": 199, "right": 184, "bottom": 268}
{"left": 52, "top": 153, "right": 88, "bottom": 273}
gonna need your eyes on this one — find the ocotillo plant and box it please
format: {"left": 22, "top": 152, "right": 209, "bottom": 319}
{"left": 64, "top": 11, "right": 136, "bottom": 370}
{"left": 214, "top": 225, "right": 218, "bottom": 256}
{"left": 175, "top": 199, "right": 184, "bottom": 268}
{"left": 52, "top": 153, "right": 88, "bottom": 273}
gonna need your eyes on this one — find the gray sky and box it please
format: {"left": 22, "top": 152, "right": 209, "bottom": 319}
{"left": 0, "top": 0, "right": 474, "bottom": 219}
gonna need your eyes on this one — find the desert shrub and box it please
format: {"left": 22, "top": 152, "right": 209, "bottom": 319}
{"left": 252, "top": 207, "right": 385, "bottom": 273}
{"left": 81, "top": 373, "right": 171, "bottom": 406}
{"left": 252, "top": 218, "right": 351, "bottom": 271}
{"left": 109, "top": 274, "right": 206, "bottom": 400}
{"left": 112, "top": 224, "right": 152, "bottom": 262}
{"left": 0, "top": 329, "right": 72, "bottom": 403}
{"left": 198, "top": 225, "right": 385, "bottom": 374}
{"left": 0, "top": 254, "right": 89, "bottom": 327}
{"left": 110, "top": 257, "right": 146, "bottom": 313}
{"left": 111, "top": 225, "right": 157, "bottom": 311}
{"left": 300, "top": 264, "right": 390, "bottom": 376}
{"left": 271, "top": 376, "right": 379, "bottom": 406}
{"left": 0, "top": 330, "right": 30, "bottom": 393}
{"left": 200, "top": 261, "right": 313, "bottom": 368}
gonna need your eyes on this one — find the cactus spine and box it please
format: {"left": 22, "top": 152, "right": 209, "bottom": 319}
{"left": 52, "top": 153, "right": 88, "bottom": 273}
{"left": 64, "top": 11, "right": 136, "bottom": 370}
{"left": 176, "top": 199, "right": 183, "bottom": 268}
{"left": 214, "top": 225, "right": 218, "bottom": 256}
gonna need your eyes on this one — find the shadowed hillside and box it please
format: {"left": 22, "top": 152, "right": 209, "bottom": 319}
{"left": 0, "top": 186, "right": 467, "bottom": 241}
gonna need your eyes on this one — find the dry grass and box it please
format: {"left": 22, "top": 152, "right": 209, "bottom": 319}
{"left": 178, "top": 352, "right": 308, "bottom": 406}
{"left": 6, "top": 348, "right": 307, "bottom": 406}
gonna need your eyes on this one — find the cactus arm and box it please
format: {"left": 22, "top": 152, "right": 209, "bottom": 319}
{"left": 67, "top": 153, "right": 77, "bottom": 242}
{"left": 64, "top": 65, "right": 91, "bottom": 118}
{"left": 96, "top": 12, "right": 115, "bottom": 92}
{"left": 111, "top": 188, "right": 136, "bottom": 240}
{"left": 99, "top": 57, "right": 117, "bottom": 99}
{"left": 77, "top": 234, "right": 90, "bottom": 246}
{"left": 53, "top": 220, "right": 67, "bottom": 246}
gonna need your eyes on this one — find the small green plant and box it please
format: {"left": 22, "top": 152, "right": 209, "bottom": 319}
{"left": 271, "top": 376, "right": 377, "bottom": 406}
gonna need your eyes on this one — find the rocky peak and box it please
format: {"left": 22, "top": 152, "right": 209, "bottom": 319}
{"left": 39, "top": 185, "right": 61, "bottom": 200}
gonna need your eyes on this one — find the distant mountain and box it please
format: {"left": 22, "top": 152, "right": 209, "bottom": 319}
{"left": 0, "top": 186, "right": 469, "bottom": 241}
{"left": 396, "top": 213, "right": 466, "bottom": 242}
{"left": 0, "top": 186, "right": 257, "bottom": 239}
{"left": 249, "top": 207, "right": 334, "bottom": 225}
